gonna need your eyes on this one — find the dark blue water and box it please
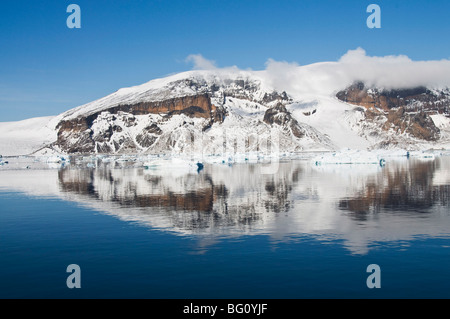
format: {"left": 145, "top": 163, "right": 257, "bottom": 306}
{"left": 0, "top": 157, "right": 449, "bottom": 298}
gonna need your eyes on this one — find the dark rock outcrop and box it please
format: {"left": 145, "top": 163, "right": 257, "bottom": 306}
{"left": 383, "top": 107, "right": 440, "bottom": 141}
{"left": 56, "top": 116, "right": 96, "bottom": 153}
{"left": 109, "top": 94, "right": 216, "bottom": 118}
{"left": 337, "top": 82, "right": 450, "bottom": 113}
{"left": 336, "top": 82, "right": 447, "bottom": 141}
{"left": 263, "top": 103, "right": 305, "bottom": 138}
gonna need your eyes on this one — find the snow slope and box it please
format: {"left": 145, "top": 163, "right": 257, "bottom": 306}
{"left": 0, "top": 116, "right": 56, "bottom": 156}
{"left": 288, "top": 95, "right": 371, "bottom": 150}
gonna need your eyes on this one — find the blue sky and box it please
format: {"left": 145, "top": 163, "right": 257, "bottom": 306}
{"left": 1, "top": 0, "right": 450, "bottom": 121}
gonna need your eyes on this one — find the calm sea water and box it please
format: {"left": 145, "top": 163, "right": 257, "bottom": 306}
{"left": 0, "top": 156, "right": 449, "bottom": 298}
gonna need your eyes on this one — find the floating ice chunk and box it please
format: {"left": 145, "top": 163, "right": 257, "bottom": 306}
{"left": 143, "top": 159, "right": 166, "bottom": 169}
{"left": 0, "top": 154, "right": 8, "bottom": 165}
{"left": 143, "top": 158, "right": 204, "bottom": 173}
{"left": 116, "top": 155, "right": 136, "bottom": 162}
{"left": 203, "top": 156, "right": 231, "bottom": 165}
{"left": 376, "top": 149, "right": 409, "bottom": 158}
{"left": 46, "top": 156, "right": 64, "bottom": 163}
{"left": 312, "top": 150, "right": 386, "bottom": 166}
{"left": 100, "top": 157, "right": 113, "bottom": 163}
{"left": 203, "top": 152, "right": 266, "bottom": 165}
{"left": 408, "top": 151, "right": 436, "bottom": 160}
{"left": 47, "top": 162, "right": 64, "bottom": 169}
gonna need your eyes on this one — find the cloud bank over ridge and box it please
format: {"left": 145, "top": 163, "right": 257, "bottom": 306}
{"left": 186, "top": 48, "right": 450, "bottom": 97}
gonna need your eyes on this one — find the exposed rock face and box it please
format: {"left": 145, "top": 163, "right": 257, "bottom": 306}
{"left": 179, "top": 78, "right": 291, "bottom": 105}
{"left": 263, "top": 103, "right": 305, "bottom": 138}
{"left": 56, "top": 94, "right": 224, "bottom": 154}
{"left": 336, "top": 82, "right": 447, "bottom": 142}
{"left": 57, "top": 115, "right": 96, "bottom": 153}
{"left": 108, "top": 94, "right": 216, "bottom": 118}
{"left": 383, "top": 107, "right": 440, "bottom": 141}
{"left": 336, "top": 82, "right": 450, "bottom": 113}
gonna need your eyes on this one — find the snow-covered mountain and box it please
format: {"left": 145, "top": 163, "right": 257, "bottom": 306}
{"left": 1, "top": 64, "right": 450, "bottom": 157}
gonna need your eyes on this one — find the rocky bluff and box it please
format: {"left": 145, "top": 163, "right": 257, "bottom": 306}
{"left": 336, "top": 82, "right": 450, "bottom": 142}
{"left": 56, "top": 93, "right": 224, "bottom": 153}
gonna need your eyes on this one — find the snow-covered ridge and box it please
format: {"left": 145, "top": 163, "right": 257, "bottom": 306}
{"left": 55, "top": 69, "right": 277, "bottom": 123}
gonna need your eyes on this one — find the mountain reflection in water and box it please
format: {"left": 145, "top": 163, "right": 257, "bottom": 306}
{"left": 339, "top": 159, "right": 449, "bottom": 215}
{"left": 1, "top": 157, "right": 449, "bottom": 255}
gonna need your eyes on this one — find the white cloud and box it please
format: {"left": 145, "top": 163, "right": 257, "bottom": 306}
{"left": 263, "top": 48, "right": 450, "bottom": 96}
{"left": 335, "top": 47, "right": 450, "bottom": 90}
{"left": 185, "top": 54, "right": 217, "bottom": 70}
{"left": 184, "top": 49, "right": 450, "bottom": 97}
